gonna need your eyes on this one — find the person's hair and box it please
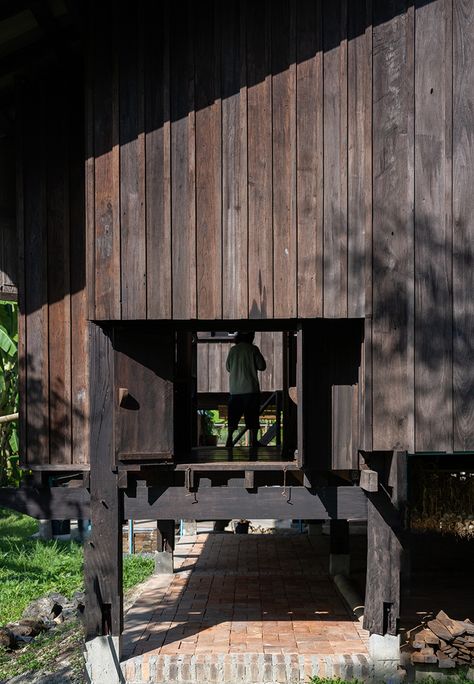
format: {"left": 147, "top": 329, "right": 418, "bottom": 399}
{"left": 234, "top": 331, "right": 255, "bottom": 344}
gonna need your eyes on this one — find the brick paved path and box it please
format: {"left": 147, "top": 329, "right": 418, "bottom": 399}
{"left": 122, "top": 532, "right": 370, "bottom": 682}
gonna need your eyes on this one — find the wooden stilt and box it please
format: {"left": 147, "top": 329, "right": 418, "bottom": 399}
{"left": 155, "top": 520, "right": 175, "bottom": 574}
{"left": 84, "top": 324, "right": 123, "bottom": 640}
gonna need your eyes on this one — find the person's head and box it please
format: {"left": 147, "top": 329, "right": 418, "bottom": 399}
{"left": 234, "top": 331, "right": 255, "bottom": 344}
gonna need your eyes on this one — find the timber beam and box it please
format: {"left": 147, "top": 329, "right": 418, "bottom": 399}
{"left": 0, "top": 484, "right": 368, "bottom": 521}
{"left": 0, "top": 486, "right": 90, "bottom": 519}
{"left": 124, "top": 485, "right": 368, "bottom": 520}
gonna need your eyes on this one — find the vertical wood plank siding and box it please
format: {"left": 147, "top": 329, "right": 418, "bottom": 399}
{"left": 414, "top": 0, "right": 453, "bottom": 451}
{"left": 453, "top": 0, "right": 474, "bottom": 450}
{"left": 19, "top": 77, "right": 88, "bottom": 467}
{"left": 18, "top": 0, "right": 474, "bottom": 467}
{"left": 371, "top": 0, "right": 415, "bottom": 451}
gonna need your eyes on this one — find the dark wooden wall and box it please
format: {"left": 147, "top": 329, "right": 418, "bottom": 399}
{"left": 0, "top": 134, "right": 17, "bottom": 299}
{"left": 17, "top": 74, "right": 89, "bottom": 468}
{"left": 197, "top": 332, "right": 283, "bottom": 393}
{"left": 87, "top": 0, "right": 370, "bottom": 322}
{"left": 85, "top": 0, "right": 473, "bottom": 454}
{"left": 14, "top": 0, "right": 474, "bottom": 465}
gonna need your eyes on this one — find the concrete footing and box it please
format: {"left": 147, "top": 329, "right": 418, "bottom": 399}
{"left": 38, "top": 520, "right": 53, "bottom": 540}
{"left": 369, "top": 633, "right": 401, "bottom": 681}
{"left": 154, "top": 550, "right": 173, "bottom": 574}
{"left": 181, "top": 520, "right": 197, "bottom": 536}
{"left": 85, "top": 636, "right": 123, "bottom": 684}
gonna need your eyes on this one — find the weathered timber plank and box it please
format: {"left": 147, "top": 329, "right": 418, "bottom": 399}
{"left": 332, "top": 384, "right": 358, "bottom": 470}
{"left": 84, "top": 324, "right": 123, "bottom": 638}
{"left": 414, "top": 0, "right": 453, "bottom": 452}
{"left": 296, "top": 0, "right": 323, "bottom": 318}
{"left": 272, "top": 0, "right": 297, "bottom": 319}
{"left": 359, "top": 318, "right": 373, "bottom": 451}
{"left": 47, "top": 88, "right": 71, "bottom": 465}
{"left": 323, "top": 0, "right": 348, "bottom": 318}
{"left": 85, "top": 4, "right": 95, "bottom": 319}
{"left": 0, "top": 135, "right": 17, "bottom": 295}
{"left": 195, "top": 0, "right": 222, "bottom": 319}
{"left": 124, "top": 486, "right": 368, "bottom": 520}
{"left": 119, "top": 2, "right": 146, "bottom": 319}
{"left": 453, "top": 0, "right": 474, "bottom": 450}
{"left": 222, "top": 0, "right": 248, "bottom": 319}
{"left": 247, "top": 0, "right": 273, "bottom": 319}
{"left": 70, "top": 95, "right": 89, "bottom": 465}
{"left": 259, "top": 331, "right": 274, "bottom": 392}
{"left": 197, "top": 342, "right": 209, "bottom": 393}
{"left": 348, "top": 0, "right": 371, "bottom": 318}
{"left": 114, "top": 330, "right": 174, "bottom": 459}
{"left": 363, "top": 496, "right": 403, "bottom": 635}
{"left": 16, "top": 87, "right": 26, "bottom": 467}
{"left": 272, "top": 332, "right": 284, "bottom": 391}
{"left": 93, "top": 3, "right": 120, "bottom": 320}
{"left": 23, "top": 85, "right": 49, "bottom": 465}
{"left": 0, "top": 487, "right": 90, "bottom": 520}
{"left": 145, "top": 1, "right": 172, "bottom": 319}
{"left": 372, "top": 0, "right": 415, "bottom": 451}
{"left": 207, "top": 339, "right": 222, "bottom": 394}
{"left": 170, "top": 0, "right": 196, "bottom": 319}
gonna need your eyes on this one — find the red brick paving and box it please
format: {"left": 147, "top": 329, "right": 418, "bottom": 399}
{"left": 122, "top": 532, "right": 369, "bottom": 661}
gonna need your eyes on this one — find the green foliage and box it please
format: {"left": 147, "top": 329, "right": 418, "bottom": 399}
{"left": 0, "top": 301, "right": 20, "bottom": 487}
{"left": 0, "top": 509, "right": 154, "bottom": 625}
{"left": 0, "top": 509, "right": 83, "bottom": 623}
{"left": 123, "top": 553, "right": 155, "bottom": 590}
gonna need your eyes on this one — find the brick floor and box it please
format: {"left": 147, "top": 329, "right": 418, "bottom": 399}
{"left": 122, "top": 532, "right": 369, "bottom": 671}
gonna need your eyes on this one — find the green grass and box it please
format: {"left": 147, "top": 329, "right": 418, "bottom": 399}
{"left": 308, "top": 679, "right": 364, "bottom": 684}
{"left": 0, "top": 508, "right": 154, "bottom": 624}
{"left": 123, "top": 552, "right": 155, "bottom": 590}
{"left": 0, "top": 618, "right": 85, "bottom": 682}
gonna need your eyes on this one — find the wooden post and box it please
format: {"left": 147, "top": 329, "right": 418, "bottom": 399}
{"left": 155, "top": 520, "right": 175, "bottom": 574}
{"left": 329, "top": 519, "right": 350, "bottom": 576}
{"left": 84, "top": 324, "right": 123, "bottom": 680}
{"left": 364, "top": 451, "right": 408, "bottom": 639}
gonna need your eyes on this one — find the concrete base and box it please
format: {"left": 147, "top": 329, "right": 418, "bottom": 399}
{"left": 154, "top": 550, "right": 173, "bottom": 574}
{"left": 38, "top": 520, "right": 53, "bottom": 540}
{"left": 329, "top": 552, "right": 350, "bottom": 576}
{"left": 85, "top": 636, "right": 123, "bottom": 684}
{"left": 369, "top": 633, "right": 401, "bottom": 681}
{"left": 181, "top": 520, "right": 197, "bottom": 536}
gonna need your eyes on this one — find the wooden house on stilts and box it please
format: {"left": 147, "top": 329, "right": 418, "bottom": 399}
{"left": 0, "top": 0, "right": 473, "bottom": 680}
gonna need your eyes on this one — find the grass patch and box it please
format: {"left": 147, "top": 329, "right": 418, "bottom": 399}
{"left": 0, "top": 508, "right": 154, "bottom": 625}
{"left": 0, "top": 618, "right": 85, "bottom": 682}
{"left": 124, "top": 553, "right": 155, "bottom": 590}
{"left": 308, "top": 678, "right": 364, "bottom": 684}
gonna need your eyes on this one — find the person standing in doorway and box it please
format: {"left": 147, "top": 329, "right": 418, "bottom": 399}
{"left": 225, "top": 332, "right": 267, "bottom": 449}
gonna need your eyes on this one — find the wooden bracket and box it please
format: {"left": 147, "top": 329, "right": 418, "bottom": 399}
{"left": 185, "top": 468, "right": 195, "bottom": 491}
{"left": 244, "top": 470, "right": 255, "bottom": 489}
{"left": 117, "top": 471, "right": 128, "bottom": 489}
{"left": 360, "top": 469, "right": 378, "bottom": 493}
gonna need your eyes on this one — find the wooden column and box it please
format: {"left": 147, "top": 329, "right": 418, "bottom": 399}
{"left": 174, "top": 331, "right": 196, "bottom": 458}
{"left": 329, "top": 519, "right": 350, "bottom": 576}
{"left": 155, "top": 520, "right": 175, "bottom": 574}
{"left": 84, "top": 324, "right": 123, "bottom": 641}
{"left": 363, "top": 451, "right": 408, "bottom": 636}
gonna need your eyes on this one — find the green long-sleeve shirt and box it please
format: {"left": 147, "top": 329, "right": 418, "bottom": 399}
{"left": 225, "top": 342, "right": 266, "bottom": 395}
